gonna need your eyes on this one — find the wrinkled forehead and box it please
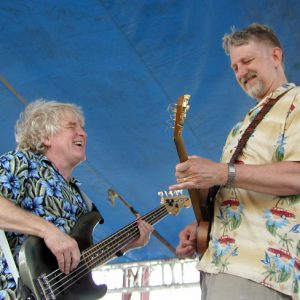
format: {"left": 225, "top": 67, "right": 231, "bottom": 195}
{"left": 229, "top": 40, "right": 272, "bottom": 64}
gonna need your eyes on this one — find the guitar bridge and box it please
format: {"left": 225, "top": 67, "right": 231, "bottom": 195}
{"left": 35, "top": 274, "right": 56, "bottom": 300}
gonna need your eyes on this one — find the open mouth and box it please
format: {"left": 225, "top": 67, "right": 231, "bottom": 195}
{"left": 73, "top": 141, "right": 84, "bottom": 147}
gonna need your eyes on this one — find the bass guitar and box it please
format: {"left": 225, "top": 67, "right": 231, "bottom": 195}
{"left": 18, "top": 193, "right": 190, "bottom": 300}
{"left": 172, "top": 95, "right": 212, "bottom": 254}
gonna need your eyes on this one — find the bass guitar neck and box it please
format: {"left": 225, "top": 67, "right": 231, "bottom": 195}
{"left": 18, "top": 194, "right": 191, "bottom": 299}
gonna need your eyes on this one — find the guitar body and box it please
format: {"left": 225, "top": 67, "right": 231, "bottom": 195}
{"left": 18, "top": 211, "right": 107, "bottom": 300}
{"left": 186, "top": 188, "right": 211, "bottom": 255}
{"left": 18, "top": 195, "right": 190, "bottom": 299}
{"left": 196, "top": 220, "right": 210, "bottom": 255}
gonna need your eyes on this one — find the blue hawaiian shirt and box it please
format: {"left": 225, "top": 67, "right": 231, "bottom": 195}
{"left": 0, "top": 150, "right": 89, "bottom": 299}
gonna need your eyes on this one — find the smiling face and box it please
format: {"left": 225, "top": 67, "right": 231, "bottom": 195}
{"left": 229, "top": 39, "right": 284, "bottom": 101}
{"left": 43, "top": 110, "right": 87, "bottom": 179}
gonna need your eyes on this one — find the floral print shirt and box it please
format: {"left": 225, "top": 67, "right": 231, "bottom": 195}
{"left": 199, "top": 83, "right": 300, "bottom": 299}
{"left": 0, "top": 150, "right": 89, "bottom": 300}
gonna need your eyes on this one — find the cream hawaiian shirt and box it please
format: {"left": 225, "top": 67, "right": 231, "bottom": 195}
{"left": 199, "top": 83, "right": 300, "bottom": 299}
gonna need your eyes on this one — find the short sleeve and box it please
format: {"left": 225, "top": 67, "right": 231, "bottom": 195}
{"left": 282, "top": 91, "right": 300, "bottom": 161}
{"left": 0, "top": 151, "right": 29, "bottom": 203}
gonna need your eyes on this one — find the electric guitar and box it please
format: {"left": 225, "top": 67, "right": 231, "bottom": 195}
{"left": 172, "top": 95, "right": 212, "bottom": 254}
{"left": 18, "top": 194, "right": 191, "bottom": 300}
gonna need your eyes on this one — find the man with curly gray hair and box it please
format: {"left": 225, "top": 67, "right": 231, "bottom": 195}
{"left": 170, "top": 23, "right": 300, "bottom": 299}
{"left": 0, "top": 100, "right": 153, "bottom": 299}
{"left": 15, "top": 100, "right": 85, "bottom": 155}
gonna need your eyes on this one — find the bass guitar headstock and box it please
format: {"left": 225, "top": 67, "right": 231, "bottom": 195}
{"left": 158, "top": 190, "right": 191, "bottom": 216}
{"left": 170, "top": 94, "right": 191, "bottom": 138}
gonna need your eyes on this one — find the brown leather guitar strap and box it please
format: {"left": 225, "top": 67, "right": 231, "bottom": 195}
{"left": 229, "top": 88, "right": 292, "bottom": 163}
{"left": 207, "top": 88, "right": 293, "bottom": 213}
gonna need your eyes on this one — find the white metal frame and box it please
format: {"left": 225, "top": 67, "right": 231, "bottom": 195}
{"left": 92, "top": 257, "right": 200, "bottom": 296}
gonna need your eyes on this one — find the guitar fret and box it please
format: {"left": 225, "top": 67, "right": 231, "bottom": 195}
{"left": 21, "top": 195, "right": 190, "bottom": 299}
{"left": 83, "top": 206, "right": 169, "bottom": 269}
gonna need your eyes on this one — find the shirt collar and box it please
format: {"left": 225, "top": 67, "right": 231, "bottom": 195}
{"left": 249, "top": 83, "right": 295, "bottom": 113}
{"left": 41, "top": 155, "right": 81, "bottom": 186}
{"left": 267, "top": 83, "right": 295, "bottom": 100}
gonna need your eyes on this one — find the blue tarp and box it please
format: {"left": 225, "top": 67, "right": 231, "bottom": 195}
{"left": 0, "top": 0, "right": 300, "bottom": 262}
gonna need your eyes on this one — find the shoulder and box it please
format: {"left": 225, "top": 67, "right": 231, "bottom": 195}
{"left": 277, "top": 84, "right": 300, "bottom": 114}
{"left": 0, "top": 150, "right": 43, "bottom": 170}
{"left": 285, "top": 84, "right": 300, "bottom": 101}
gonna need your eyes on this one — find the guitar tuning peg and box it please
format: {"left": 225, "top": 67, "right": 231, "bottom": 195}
{"left": 175, "top": 189, "right": 183, "bottom": 195}
{"left": 157, "top": 191, "right": 164, "bottom": 197}
{"left": 166, "top": 119, "right": 175, "bottom": 129}
{"left": 166, "top": 103, "right": 177, "bottom": 114}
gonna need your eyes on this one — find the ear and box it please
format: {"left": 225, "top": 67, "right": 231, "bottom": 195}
{"left": 42, "top": 137, "right": 51, "bottom": 147}
{"left": 272, "top": 47, "right": 283, "bottom": 67}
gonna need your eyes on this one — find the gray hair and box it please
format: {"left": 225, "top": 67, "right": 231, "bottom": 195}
{"left": 222, "top": 23, "right": 283, "bottom": 56}
{"left": 15, "top": 99, "right": 85, "bottom": 154}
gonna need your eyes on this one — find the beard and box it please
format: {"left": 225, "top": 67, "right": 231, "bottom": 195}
{"left": 245, "top": 79, "right": 265, "bottom": 99}
{"left": 241, "top": 72, "right": 266, "bottom": 100}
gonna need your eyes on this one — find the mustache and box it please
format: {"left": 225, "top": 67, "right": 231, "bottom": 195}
{"left": 241, "top": 71, "right": 257, "bottom": 85}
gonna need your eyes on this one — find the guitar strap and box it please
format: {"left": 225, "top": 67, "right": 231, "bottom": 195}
{"left": 0, "top": 230, "right": 19, "bottom": 283}
{"left": 207, "top": 87, "right": 293, "bottom": 212}
{"left": 229, "top": 87, "right": 293, "bottom": 164}
{"left": 76, "top": 188, "right": 104, "bottom": 224}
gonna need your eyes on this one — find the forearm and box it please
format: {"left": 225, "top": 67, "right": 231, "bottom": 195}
{"left": 0, "top": 195, "right": 82, "bottom": 273}
{"left": 170, "top": 156, "right": 300, "bottom": 196}
{"left": 0, "top": 196, "right": 54, "bottom": 238}
{"left": 234, "top": 161, "right": 300, "bottom": 195}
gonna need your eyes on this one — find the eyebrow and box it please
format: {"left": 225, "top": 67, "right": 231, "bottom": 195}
{"left": 63, "top": 121, "right": 77, "bottom": 127}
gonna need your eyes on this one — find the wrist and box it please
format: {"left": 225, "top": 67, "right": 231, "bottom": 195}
{"left": 225, "top": 163, "right": 236, "bottom": 188}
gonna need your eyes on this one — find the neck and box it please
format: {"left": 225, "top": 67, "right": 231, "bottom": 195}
{"left": 45, "top": 154, "right": 73, "bottom": 181}
{"left": 256, "top": 76, "right": 288, "bottom": 102}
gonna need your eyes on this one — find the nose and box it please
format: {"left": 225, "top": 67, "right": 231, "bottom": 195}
{"left": 77, "top": 126, "right": 87, "bottom": 137}
{"left": 235, "top": 65, "right": 248, "bottom": 82}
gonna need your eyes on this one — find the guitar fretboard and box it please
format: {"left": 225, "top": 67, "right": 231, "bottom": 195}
{"left": 82, "top": 205, "right": 168, "bottom": 269}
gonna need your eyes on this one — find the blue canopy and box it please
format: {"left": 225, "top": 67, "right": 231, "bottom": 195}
{"left": 1, "top": 0, "right": 300, "bottom": 263}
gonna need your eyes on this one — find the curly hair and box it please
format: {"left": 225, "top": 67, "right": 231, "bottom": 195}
{"left": 15, "top": 99, "right": 85, "bottom": 154}
{"left": 222, "top": 23, "right": 283, "bottom": 56}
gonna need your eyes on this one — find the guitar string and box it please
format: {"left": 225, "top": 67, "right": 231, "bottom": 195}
{"left": 41, "top": 197, "right": 188, "bottom": 297}
{"left": 51, "top": 195, "right": 188, "bottom": 284}
{"left": 38, "top": 200, "right": 181, "bottom": 297}
{"left": 51, "top": 206, "right": 168, "bottom": 297}
{"left": 47, "top": 205, "right": 165, "bottom": 281}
